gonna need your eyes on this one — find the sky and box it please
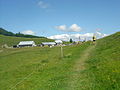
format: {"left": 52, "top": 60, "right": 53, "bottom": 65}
{"left": 0, "top": 0, "right": 120, "bottom": 41}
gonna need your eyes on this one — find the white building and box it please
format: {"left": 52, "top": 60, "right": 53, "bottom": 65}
{"left": 55, "top": 40, "right": 63, "bottom": 45}
{"left": 18, "top": 41, "right": 36, "bottom": 47}
{"left": 41, "top": 42, "right": 56, "bottom": 46}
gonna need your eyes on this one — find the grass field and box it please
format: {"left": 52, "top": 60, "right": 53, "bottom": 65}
{"left": 0, "top": 32, "right": 120, "bottom": 90}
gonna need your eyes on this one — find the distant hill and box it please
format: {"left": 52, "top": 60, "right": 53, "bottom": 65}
{"left": 0, "top": 35, "right": 54, "bottom": 47}
{"left": 0, "top": 28, "right": 45, "bottom": 38}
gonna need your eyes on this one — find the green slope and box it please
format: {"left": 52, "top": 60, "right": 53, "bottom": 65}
{"left": 0, "top": 32, "right": 120, "bottom": 90}
{"left": 85, "top": 32, "right": 120, "bottom": 89}
{"left": 0, "top": 35, "right": 54, "bottom": 47}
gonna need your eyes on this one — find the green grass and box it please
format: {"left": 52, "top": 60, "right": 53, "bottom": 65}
{"left": 0, "top": 32, "right": 120, "bottom": 90}
{"left": 84, "top": 32, "right": 120, "bottom": 90}
{"left": 0, "top": 44, "right": 90, "bottom": 90}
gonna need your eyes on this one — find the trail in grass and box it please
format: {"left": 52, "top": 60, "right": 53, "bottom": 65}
{"left": 75, "top": 45, "right": 95, "bottom": 71}
{"left": 68, "top": 45, "right": 95, "bottom": 90}
{"left": 0, "top": 50, "right": 3, "bottom": 52}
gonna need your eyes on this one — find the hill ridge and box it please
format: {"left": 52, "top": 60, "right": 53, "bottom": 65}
{"left": 0, "top": 28, "right": 45, "bottom": 38}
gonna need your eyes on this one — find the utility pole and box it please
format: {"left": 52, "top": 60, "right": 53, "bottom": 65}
{"left": 79, "top": 36, "right": 81, "bottom": 42}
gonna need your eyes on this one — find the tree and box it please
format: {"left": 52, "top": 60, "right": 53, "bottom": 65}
{"left": 70, "top": 38, "right": 73, "bottom": 43}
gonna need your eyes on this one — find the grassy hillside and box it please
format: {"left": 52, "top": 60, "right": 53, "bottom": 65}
{"left": 85, "top": 32, "right": 120, "bottom": 89}
{"left": 0, "top": 32, "right": 120, "bottom": 90}
{"left": 0, "top": 35, "right": 54, "bottom": 47}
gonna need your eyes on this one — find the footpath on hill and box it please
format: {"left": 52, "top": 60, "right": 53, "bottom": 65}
{"left": 68, "top": 45, "right": 95, "bottom": 90}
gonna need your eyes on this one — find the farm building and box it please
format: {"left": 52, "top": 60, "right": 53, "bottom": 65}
{"left": 41, "top": 42, "right": 56, "bottom": 46}
{"left": 55, "top": 40, "right": 63, "bottom": 45}
{"left": 18, "top": 41, "right": 36, "bottom": 47}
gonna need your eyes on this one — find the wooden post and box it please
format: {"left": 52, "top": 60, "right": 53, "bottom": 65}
{"left": 61, "top": 46, "right": 63, "bottom": 58}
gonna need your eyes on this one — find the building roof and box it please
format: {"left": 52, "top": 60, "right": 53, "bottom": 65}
{"left": 18, "top": 41, "right": 35, "bottom": 45}
{"left": 41, "top": 42, "right": 56, "bottom": 45}
{"left": 55, "top": 40, "right": 63, "bottom": 44}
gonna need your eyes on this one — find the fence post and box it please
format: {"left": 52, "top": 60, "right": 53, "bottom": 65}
{"left": 61, "top": 45, "right": 63, "bottom": 58}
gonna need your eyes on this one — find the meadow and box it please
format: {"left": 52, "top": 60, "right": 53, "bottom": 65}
{"left": 0, "top": 32, "right": 120, "bottom": 90}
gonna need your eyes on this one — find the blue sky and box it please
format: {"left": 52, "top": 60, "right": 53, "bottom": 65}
{"left": 0, "top": 0, "right": 120, "bottom": 40}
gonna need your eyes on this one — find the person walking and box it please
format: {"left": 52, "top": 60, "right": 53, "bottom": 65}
{"left": 92, "top": 35, "right": 96, "bottom": 45}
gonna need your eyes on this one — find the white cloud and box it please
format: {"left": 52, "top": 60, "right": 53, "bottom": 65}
{"left": 69, "top": 24, "right": 82, "bottom": 32}
{"left": 38, "top": 1, "right": 49, "bottom": 9}
{"left": 55, "top": 25, "right": 67, "bottom": 31}
{"left": 21, "top": 30, "right": 35, "bottom": 35}
{"left": 55, "top": 24, "right": 82, "bottom": 32}
{"left": 48, "top": 32, "right": 107, "bottom": 41}
{"left": 48, "top": 34, "right": 70, "bottom": 41}
{"left": 95, "top": 31, "right": 108, "bottom": 37}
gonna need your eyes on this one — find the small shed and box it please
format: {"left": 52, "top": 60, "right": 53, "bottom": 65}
{"left": 18, "top": 41, "right": 36, "bottom": 47}
{"left": 41, "top": 42, "right": 56, "bottom": 46}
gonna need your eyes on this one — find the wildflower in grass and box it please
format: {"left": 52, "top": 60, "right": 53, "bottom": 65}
{"left": 107, "top": 76, "right": 110, "bottom": 80}
{"left": 112, "top": 79, "right": 116, "bottom": 83}
{"left": 112, "top": 69, "right": 120, "bottom": 73}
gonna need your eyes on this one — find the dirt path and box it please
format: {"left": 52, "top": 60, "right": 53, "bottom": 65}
{"left": 68, "top": 45, "right": 95, "bottom": 90}
{"left": 74, "top": 45, "right": 95, "bottom": 71}
{"left": 0, "top": 50, "right": 3, "bottom": 53}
